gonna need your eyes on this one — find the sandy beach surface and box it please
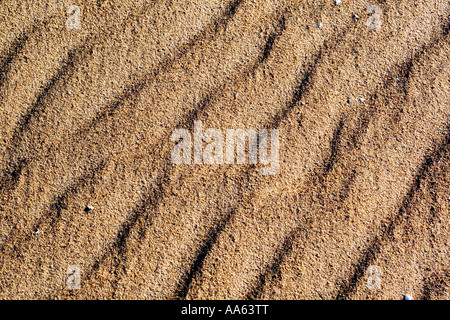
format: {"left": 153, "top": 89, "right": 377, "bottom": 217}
{"left": 0, "top": 0, "right": 449, "bottom": 299}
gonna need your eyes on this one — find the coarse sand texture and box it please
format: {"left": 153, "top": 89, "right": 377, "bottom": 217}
{"left": 0, "top": 0, "right": 449, "bottom": 299}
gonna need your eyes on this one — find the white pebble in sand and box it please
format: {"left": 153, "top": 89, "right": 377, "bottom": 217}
{"left": 318, "top": 23, "right": 323, "bottom": 28}
{"left": 335, "top": 0, "right": 341, "bottom": 4}
{"left": 403, "top": 295, "right": 413, "bottom": 300}
{"left": 359, "top": 98, "right": 364, "bottom": 102}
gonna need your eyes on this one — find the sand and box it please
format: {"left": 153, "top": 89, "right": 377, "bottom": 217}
{"left": 0, "top": 0, "right": 449, "bottom": 300}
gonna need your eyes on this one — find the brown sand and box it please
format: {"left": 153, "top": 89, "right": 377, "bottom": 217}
{"left": 0, "top": 0, "right": 449, "bottom": 300}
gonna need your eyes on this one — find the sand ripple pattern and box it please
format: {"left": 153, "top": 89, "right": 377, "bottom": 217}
{"left": 0, "top": 0, "right": 449, "bottom": 299}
